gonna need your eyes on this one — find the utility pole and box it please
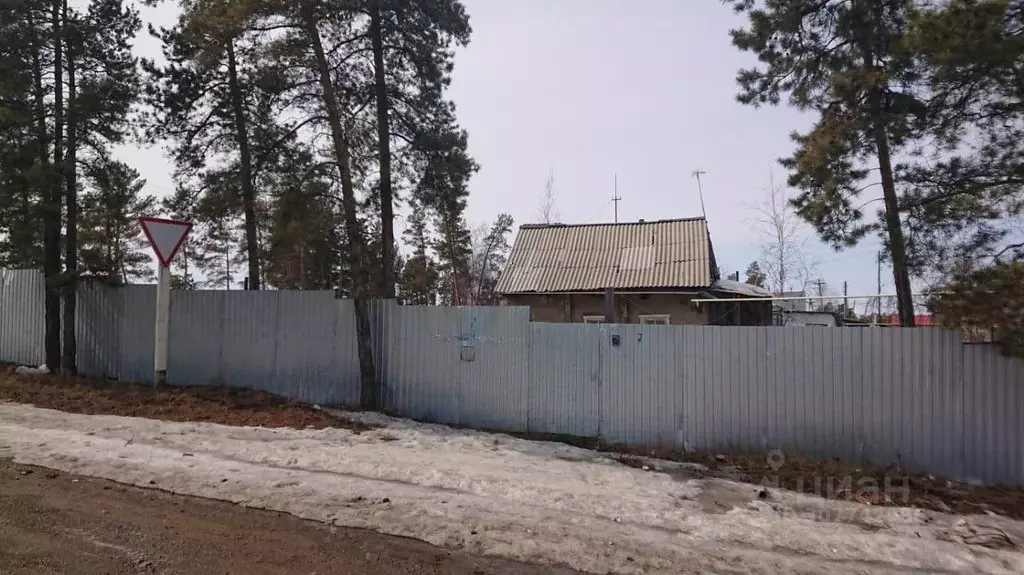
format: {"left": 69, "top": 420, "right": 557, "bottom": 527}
{"left": 813, "top": 278, "right": 825, "bottom": 311}
{"left": 692, "top": 169, "right": 707, "bottom": 219}
{"left": 843, "top": 281, "right": 848, "bottom": 315}
{"left": 612, "top": 174, "right": 622, "bottom": 223}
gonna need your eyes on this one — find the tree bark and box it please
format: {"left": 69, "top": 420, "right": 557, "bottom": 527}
{"left": 61, "top": 0, "right": 78, "bottom": 374}
{"left": 27, "top": 4, "right": 49, "bottom": 267}
{"left": 299, "top": 0, "right": 379, "bottom": 410}
{"left": 868, "top": 87, "right": 916, "bottom": 328}
{"left": 226, "top": 40, "right": 261, "bottom": 291}
{"left": 45, "top": 0, "right": 64, "bottom": 372}
{"left": 854, "top": 0, "right": 915, "bottom": 327}
{"left": 370, "top": 4, "right": 396, "bottom": 299}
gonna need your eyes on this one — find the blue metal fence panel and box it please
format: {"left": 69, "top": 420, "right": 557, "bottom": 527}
{"left": 219, "top": 290, "right": 279, "bottom": 391}
{"left": 167, "top": 289, "right": 225, "bottom": 386}
{"left": 456, "top": 306, "right": 531, "bottom": 432}
{"left": 963, "top": 344, "right": 1024, "bottom": 484}
{"left": 0, "top": 269, "right": 45, "bottom": 368}
{"left": 527, "top": 323, "right": 600, "bottom": 437}
{"left": 3, "top": 266, "right": 1024, "bottom": 485}
{"left": 600, "top": 324, "right": 686, "bottom": 448}
{"left": 272, "top": 292, "right": 360, "bottom": 406}
{"left": 75, "top": 283, "right": 123, "bottom": 379}
{"left": 381, "top": 304, "right": 461, "bottom": 424}
{"left": 118, "top": 285, "right": 156, "bottom": 382}
{"left": 329, "top": 298, "right": 363, "bottom": 407}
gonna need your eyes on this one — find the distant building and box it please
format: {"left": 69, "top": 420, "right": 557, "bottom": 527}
{"left": 778, "top": 310, "right": 838, "bottom": 327}
{"left": 774, "top": 291, "right": 808, "bottom": 312}
{"left": 494, "top": 217, "right": 773, "bottom": 325}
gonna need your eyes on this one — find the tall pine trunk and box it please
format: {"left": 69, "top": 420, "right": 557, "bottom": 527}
{"left": 61, "top": 0, "right": 78, "bottom": 374}
{"left": 226, "top": 41, "right": 260, "bottom": 291}
{"left": 27, "top": 5, "right": 49, "bottom": 267}
{"left": 45, "top": 0, "right": 64, "bottom": 371}
{"left": 370, "top": 5, "right": 395, "bottom": 299}
{"left": 867, "top": 83, "right": 915, "bottom": 327}
{"left": 300, "top": 0, "right": 378, "bottom": 410}
{"left": 853, "top": 0, "right": 915, "bottom": 327}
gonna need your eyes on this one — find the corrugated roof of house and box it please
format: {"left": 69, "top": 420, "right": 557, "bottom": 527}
{"left": 494, "top": 218, "right": 715, "bottom": 294}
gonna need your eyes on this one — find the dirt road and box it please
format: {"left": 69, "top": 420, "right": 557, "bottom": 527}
{"left": 0, "top": 459, "right": 578, "bottom": 575}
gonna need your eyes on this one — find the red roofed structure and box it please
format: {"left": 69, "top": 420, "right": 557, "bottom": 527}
{"left": 887, "top": 314, "right": 938, "bottom": 327}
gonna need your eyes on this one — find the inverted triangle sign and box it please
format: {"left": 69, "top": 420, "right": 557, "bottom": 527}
{"left": 140, "top": 217, "right": 193, "bottom": 268}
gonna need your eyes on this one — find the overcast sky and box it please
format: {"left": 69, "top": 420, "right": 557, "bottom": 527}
{"left": 122, "top": 0, "right": 892, "bottom": 308}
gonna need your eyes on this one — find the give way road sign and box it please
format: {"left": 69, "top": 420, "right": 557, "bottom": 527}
{"left": 140, "top": 217, "right": 193, "bottom": 268}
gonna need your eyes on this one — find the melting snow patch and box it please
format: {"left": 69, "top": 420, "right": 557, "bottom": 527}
{"left": 0, "top": 403, "right": 1021, "bottom": 574}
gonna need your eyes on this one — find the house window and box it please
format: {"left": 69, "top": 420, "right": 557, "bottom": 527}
{"left": 582, "top": 315, "right": 605, "bottom": 324}
{"left": 639, "top": 314, "right": 670, "bottom": 325}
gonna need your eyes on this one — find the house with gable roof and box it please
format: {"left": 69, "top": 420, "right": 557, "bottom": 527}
{"left": 494, "top": 217, "right": 773, "bottom": 326}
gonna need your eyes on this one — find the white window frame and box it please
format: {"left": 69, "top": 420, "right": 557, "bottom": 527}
{"left": 582, "top": 315, "right": 605, "bottom": 324}
{"left": 639, "top": 314, "right": 671, "bottom": 325}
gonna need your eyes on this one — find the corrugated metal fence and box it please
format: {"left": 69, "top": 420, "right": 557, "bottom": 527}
{"left": 0, "top": 270, "right": 362, "bottom": 406}
{"left": 1, "top": 269, "right": 1022, "bottom": 484}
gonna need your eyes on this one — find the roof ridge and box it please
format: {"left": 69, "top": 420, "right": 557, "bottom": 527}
{"left": 496, "top": 218, "right": 715, "bottom": 293}
{"left": 519, "top": 217, "right": 706, "bottom": 230}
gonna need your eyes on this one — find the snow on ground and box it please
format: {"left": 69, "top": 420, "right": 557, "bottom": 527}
{"left": 0, "top": 403, "right": 1022, "bottom": 574}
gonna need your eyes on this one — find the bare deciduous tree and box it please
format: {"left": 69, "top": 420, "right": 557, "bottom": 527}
{"left": 749, "top": 172, "right": 815, "bottom": 294}
{"left": 536, "top": 169, "right": 560, "bottom": 224}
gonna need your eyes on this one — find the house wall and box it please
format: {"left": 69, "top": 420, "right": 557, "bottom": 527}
{"left": 504, "top": 293, "right": 707, "bottom": 325}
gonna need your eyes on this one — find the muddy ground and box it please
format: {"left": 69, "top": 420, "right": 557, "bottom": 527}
{"left": 0, "top": 458, "right": 579, "bottom": 575}
{"left": 3, "top": 366, "right": 1024, "bottom": 520}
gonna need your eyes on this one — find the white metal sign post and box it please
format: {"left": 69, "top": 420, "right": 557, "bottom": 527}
{"left": 140, "top": 217, "right": 192, "bottom": 386}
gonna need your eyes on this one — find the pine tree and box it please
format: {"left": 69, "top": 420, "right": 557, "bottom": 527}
{"left": 471, "top": 213, "right": 513, "bottom": 305}
{"left": 906, "top": 0, "right": 1024, "bottom": 356}
{"left": 193, "top": 174, "right": 246, "bottom": 289}
{"left": 0, "top": 17, "right": 43, "bottom": 269}
{"left": 143, "top": 7, "right": 273, "bottom": 290}
{"left": 744, "top": 261, "right": 766, "bottom": 288}
{"left": 931, "top": 261, "right": 1024, "bottom": 358}
{"left": 362, "top": 0, "right": 472, "bottom": 299}
{"left": 1, "top": 0, "right": 140, "bottom": 371}
{"left": 264, "top": 159, "right": 341, "bottom": 290}
{"left": 897, "top": 0, "right": 1024, "bottom": 274}
{"left": 163, "top": 185, "right": 202, "bottom": 290}
{"left": 62, "top": 0, "right": 142, "bottom": 372}
{"left": 78, "top": 160, "right": 155, "bottom": 283}
{"left": 397, "top": 198, "right": 439, "bottom": 304}
{"left": 162, "top": 0, "right": 478, "bottom": 409}
{"left": 417, "top": 128, "right": 477, "bottom": 306}
{"left": 727, "top": 0, "right": 924, "bottom": 326}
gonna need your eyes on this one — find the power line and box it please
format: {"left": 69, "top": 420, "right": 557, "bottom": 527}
{"left": 582, "top": 199, "right": 614, "bottom": 223}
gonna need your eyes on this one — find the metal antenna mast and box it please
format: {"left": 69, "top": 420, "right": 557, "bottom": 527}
{"left": 612, "top": 173, "right": 622, "bottom": 223}
{"left": 692, "top": 169, "right": 707, "bottom": 219}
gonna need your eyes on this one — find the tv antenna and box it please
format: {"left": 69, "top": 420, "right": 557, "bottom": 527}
{"left": 612, "top": 173, "right": 622, "bottom": 223}
{"left": 692, "top": 169, "right": 707, "bottom": 219}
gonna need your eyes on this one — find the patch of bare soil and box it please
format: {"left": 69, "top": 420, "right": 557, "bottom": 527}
{"left": 0, "top": 458, "right": 579, "bottom": 575}
{"left": 514, "top": 431, "right": 1024, "bottom": 521}
{"left": 693, "top": 451, "right": 1024, "bottom": 520}
{"left": 0, "top": 365, "right": 374, "bottom": 432}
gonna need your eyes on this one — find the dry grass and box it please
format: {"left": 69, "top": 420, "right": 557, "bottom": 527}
{"left": 0, "top": 365, "right": 376, "bottom": 433}
{"left": 502, "top": 430, "right": 1024, "bottom": 520}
